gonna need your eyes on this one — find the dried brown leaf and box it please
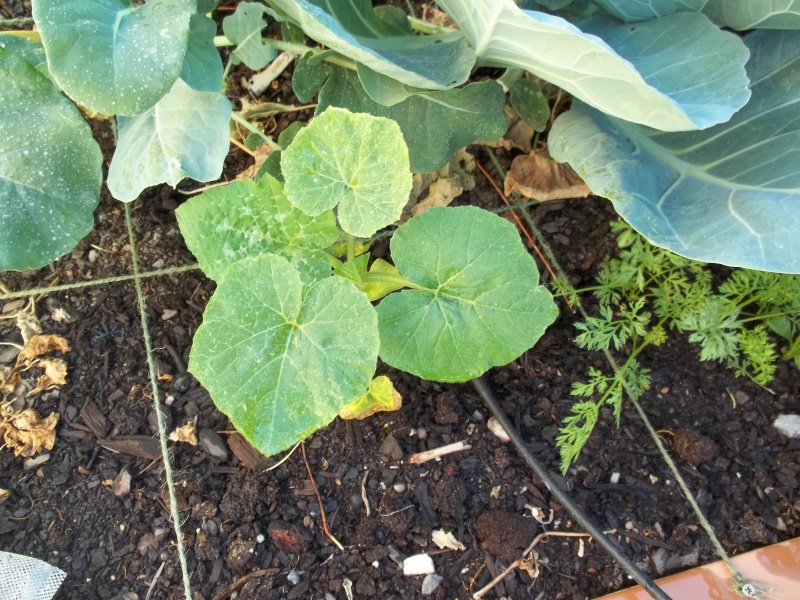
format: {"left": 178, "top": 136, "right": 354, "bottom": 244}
{"left": 484, "top": 106, "right": 534, "bottom": 153}
{"left": 504, "top": 149, "right": 591, "bottom": 202}
{"left": 27, "top": 358, "right": 68, "bottom": 397}
{"left": 0, "top": 408, "right": 59, "bottom": 457}
{"left": 1, "top": 370, "right": 20, "bottom": 400}
{"left": 405, "top": 149, "right": 475, "bottom": 220}
{"left": 236, "top": 144, "right": 274, "bottom": 181}
{"left": 169, "top": 416, "right": 198, "bottom": 446}
{"left": 16, "top": 311, "right": 41, "bottom": 344}
{"left": 16, "top": 334, "right": 71, "bottom": 367}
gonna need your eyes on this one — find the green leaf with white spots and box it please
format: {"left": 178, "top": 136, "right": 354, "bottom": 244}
{"left": 176, "top": 174, "right": 338, "bottom": 284}
{"left": 316, "top": 68, "right": 508, "bottom": 173}
{"left": 189, "top": 254, "right": 380, "bottom": 456}
{"left": 0, "top": 36, "right": 48, "bottom": 75}
{"left": 0, "top": 48, "right": 102, "bottom": 271}
{"left": 180, "top": 14, "right": 223, "bottom": 92}
{"left": 107, "top": 79, "right": 232, "bottom": 202}
{"left": 32, "top": 0, "right": 194, "bottom": 116}
{"left": 377, "top": 207, "right": 558, "bottom": 382}
{"left": 281, "top": 107, "right": 412, "bottom": 238}
{"left": 222, "top": 2, "right": 280, "bottom": 70}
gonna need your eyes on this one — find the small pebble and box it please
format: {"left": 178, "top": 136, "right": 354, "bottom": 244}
{"left": 421, "top": 574, "right": 443, "bottom": 596}
{"left": 112, "top": 469, "right": 131, "bottom": 498}
{"left": 487, "top": 417, "right": 510, "bottom": 443}
{"left": 152, "top": 259, "right": 165, "bottom": 269}
{"left": 610, "top": 472, "right": 621, "bottom": 484}
{"left": 256, "top": 534, "right": 265, "bottom": 543}
{"left": 394, "top": 483, "right": 406, "bottom": 493}
{"left": 199, "top": 429, "right": 229, "bottom": 462}
{"left": 161, "top": 309, "right": 178, "bottom": 321}
{"left": 403, "top": 554, "right": 435, "bottom": 576}
{"left": 23, "top": 454, "right": 50, "bottom": 470}
{"left": 287, "top": 570, "right": 302, "bottom": 585}
{"left": 87, "top": 249, "right": 98, "bottom": 263}
{"left": 773, "top": 414, "right": 800, "bottom": 438}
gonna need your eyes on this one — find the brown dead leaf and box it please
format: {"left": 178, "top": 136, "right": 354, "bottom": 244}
{"left": 0, "top": 408, "right": 59, "bottom": 457}
{"left": 405, "top": 149, "right": 476, "bottom": 220}
{"left": 236, "top": 143, "right": 274, "bottom": 180}
{"left": 504, "top": 148, "right": 591, "bottom": 201}
{"left": 1, "top": 370, "right": 20, "bottom": 400}
{"left": 16, "top": 311, "right": 41, "bottom": 344}
{"left": 485, "top": 106, "right": 535, "bottom": 153}
{"left": 16, "top": 334, "right": 71, "bottom": 367}
{"left": 421, "top": 3, "right": 453, "bottom": 28}
{"left": 27, "top": 358, "right": 68, "bottom": 397}
{"left": 169, "top": 416, "right": 198, "bottom": 446}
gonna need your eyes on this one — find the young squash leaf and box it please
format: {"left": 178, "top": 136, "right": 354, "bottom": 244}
{"left": 377, "top": 207, "right": 558, "bottom": 382}
{"left": 0, "top": 36, "right": 47, "bottom": 75}
{"left": 181, "top": 14, "right": 224, "bottom": 92}
{"left": 437, "top": 0, "right": 749, "bottom": 131}
{"left": 32, "top": 0, "right": 194, "bottom": 116}
{"left": 176, "top": 174, "right": 337, "bottom": 284}
{"left": 281, "top": 107, "right": 412, "bottom": 238}
{"left": 107, "top": 79, "right": 232, "bottom": 202}
{"left": 189, "top": 254, "right": 379, "bottom": 457}
{"left": 316, "top": 68, "right": 507, "bottom": 173}
{"left": 0, "top": 48, "right": 102, "bottom": 272}
{"left": 268, "top": 0, "right": 474, "bottom": 90}
{"left": 549, "top": 30, "right": 800, "bottom": 273}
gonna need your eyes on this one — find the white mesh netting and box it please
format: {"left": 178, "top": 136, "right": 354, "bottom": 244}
{"left": 0, "top": 551, "right": 66, "bottom": 600}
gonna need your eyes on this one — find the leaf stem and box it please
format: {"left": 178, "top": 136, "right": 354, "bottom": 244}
{"left": 346, "top": 234, "right": 356, "bottom": 262}
{"left": 363, "top": 271, "right": 423, "bottom": 291}
{"left": 213, "top": 36, "right": 356, "bottom": 70}
{"left": 407, "top": 16, "right": 455, "bottom": 34}
{"left": 230, "top": 112, "right": 280, "bottom": 151}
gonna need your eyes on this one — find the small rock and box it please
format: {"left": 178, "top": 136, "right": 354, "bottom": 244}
{"left": 394, "top": 482, "right": 407, "bottom": 493}
{"left": 23, "top": 453, "right": 50, "bottom": 470}
{"left": 380, "top": 434, "right": 403, "bottom": 461}
{"left": 199, "top": 429, "right": 229, "bottom": 462}
{"left": 152, "top": 259, "right": 165, "bottom": 269}
{"left": 161, "top": 309, "right": 178, "bottom": 321}
{"left": 112, "top": 469, "right": 131, "bottom": 498}
{"left": 733, "top": 390, "right": 750, "bottom": 405}
{"left": 287, "top": 570, "right": 302, "bottom": 585}
{"left": 88, "top": 249, "right": 98, "bottom": 263}
{"left": 403, "top": 554, "right": 435, "bottom": 576}
{"left": 773, "top": 414, "right": 800, "bottom": 438}
{"left": 651, "top": 548, "right": 671, "bottom": 575}
{"left": 421, "top": 574, "right": 443, "bottom": 595}
{"left": 487, "top": 417, "right": 510, "bottom": 443}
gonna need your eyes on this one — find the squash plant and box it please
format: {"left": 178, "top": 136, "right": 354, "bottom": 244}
{"left": 176, "top": 107, "right": 558, "bottom": 455}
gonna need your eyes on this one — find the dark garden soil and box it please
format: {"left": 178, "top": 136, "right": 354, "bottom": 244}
{"left": 2, "top": 2, "right": 800, "bottom": 600}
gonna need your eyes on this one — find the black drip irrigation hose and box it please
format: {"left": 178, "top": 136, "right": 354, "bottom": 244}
{"left": 472, "top": 377, "right": 672, "bottom": 600}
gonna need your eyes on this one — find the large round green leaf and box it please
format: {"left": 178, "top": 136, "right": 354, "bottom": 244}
{"left": 32, "top": 0, "right": 194, "bottom": 116}
{"left": 281, "top": 107, "right": 412, "bottom": 238}
{"left": 0, "top": 48, "right": 102, "bottom": 272}
{"left": 189, "top": 254, "right": 379, "bottom": 456}
{"left": 377, "top": 207, "right": 558, "bottom": 382}
{"left": 175, "top": 175, "right": 338, "bottom": 284}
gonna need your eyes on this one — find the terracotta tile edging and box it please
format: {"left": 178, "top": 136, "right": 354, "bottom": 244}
{"left": 595, "top": 537, "right": 800, "bottom": 600}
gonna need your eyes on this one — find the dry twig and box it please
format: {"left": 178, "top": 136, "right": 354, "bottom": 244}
{"left": 301, "top": 441, "right": 344, "bottom": 551}
{"left": 408, "top": 440, "right": 472, "bottom": 464}
{"left": 472, "top": 531, "right": 591, "bottom": 599}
